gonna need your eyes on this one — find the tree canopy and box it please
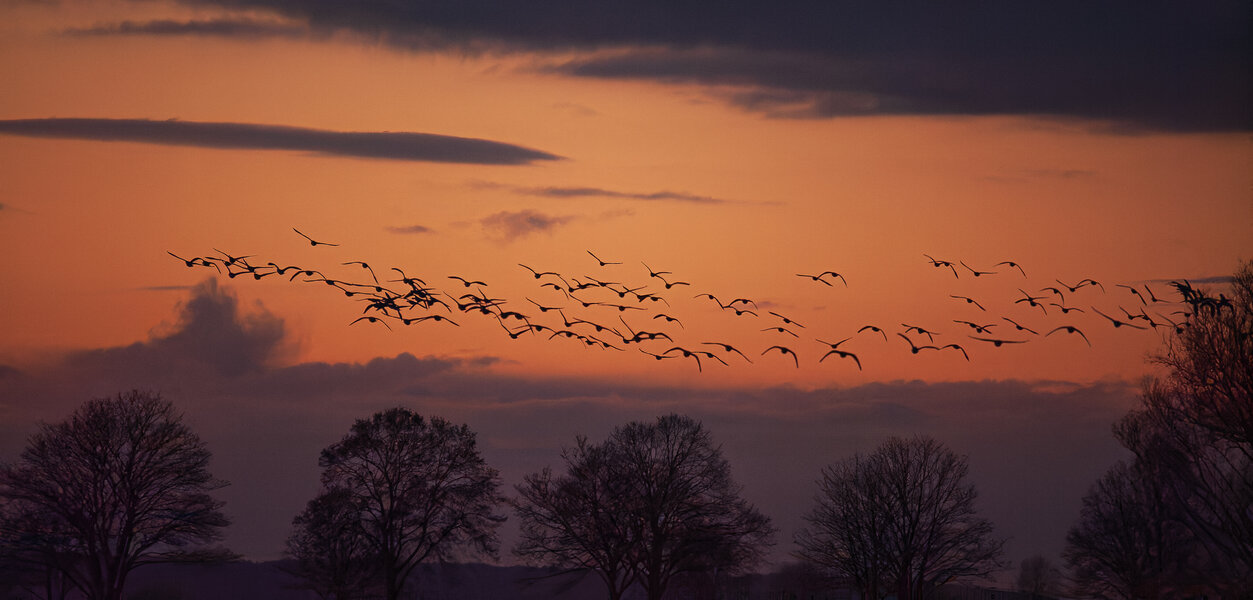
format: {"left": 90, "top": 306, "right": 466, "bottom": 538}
{"left": 1016, "top": 555, "right": 1063, "bottom": 599}
{"left": 285, "top": 488, "right": 381, "bottom": 600}
{"left": 796, "top": 435, "right": 1004, "bottom": 600}
{"left": 289, "top": 407, "right": 505, "bottom": 600}
{"left": 0, "top": 390, "right": 232, "bottom": 600}
{"left": 1066, "top": 262, "right": 1253, "bottom": 597}
{"left": 513, "top": 414, "right": 775, "bottom": 600}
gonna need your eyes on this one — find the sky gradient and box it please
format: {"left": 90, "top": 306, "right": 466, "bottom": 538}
{"left": 1, "top": 0, "right": 1249, "bottom": 585}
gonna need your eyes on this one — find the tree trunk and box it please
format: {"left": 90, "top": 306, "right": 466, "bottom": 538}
{"left": 385, "top": 568, "right": 401, "bottom": 600}
{"left": 646, "top": 563, "right": 665, "bottom": 600}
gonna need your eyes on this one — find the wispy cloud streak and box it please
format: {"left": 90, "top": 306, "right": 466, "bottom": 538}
{"left": 0, "top": 202, "right": 34, "bottom": 215}
{"left": 0, "top": 118, "right": 563, "bottom": 165}
{"left": 386, "top": 224, "right": 435, "bottom": 235}
{"left": 480, "top": 209, "right": 574, "bottom": 241}
{"left": 1144, "top": 275, "right": 1236, "bottom": 286}
{"left": 520, "top": 185, "right": 725, "bottom": 204}
{"left": 475, "top": 181, "right": 729, "bottom": 204}
{"left": 63, "top": 18, "right": 308, "bottom": 39}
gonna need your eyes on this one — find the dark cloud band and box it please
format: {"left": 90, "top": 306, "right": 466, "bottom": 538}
{"left": 161, "top": 1, "right": 1251, "bottom": 132}
{"left": 0, "top": 118, "right": 562, "bottom": 165}
{"left": 545, "top": 44, "right": 1250, "bottom": 132}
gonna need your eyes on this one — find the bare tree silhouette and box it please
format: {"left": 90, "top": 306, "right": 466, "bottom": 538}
{"left": 512, "top": 414, "right": 774, "bottom": 600}
{"left": 795, "top": 452, "right": 892, "bottom": 600}
{"left": 284, "top": 488, "right": 382, "bottom": 600}
{"left": 0, "top": 390, "right": 233, "bottom": 600}
{"left": 301, "top": 408, "right": 505, "bottom": 600}
{"left": 1015, "top": 555, "right": 1063, "bottom": 599}
{"left": 512, "top": 436, "right": 638, "bottom": 600}
{"left": 0, "top": 498, "right": 76, "bottom": 600}
{"left": 1064, "top": 459, "right": 1196, "bottom": 599}
{"left": 796, "top": 435, "right": 1004, "bottom": 600}
{"left": 1065, "top": 262, "right": 1253, "bottom": 598}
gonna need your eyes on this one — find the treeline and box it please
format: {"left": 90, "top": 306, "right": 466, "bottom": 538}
{"left": 0, "top": 395, "right": 1003, "bottom": 600}
{"left": 1, "top": 263, "right": 1249, "bottom": 600}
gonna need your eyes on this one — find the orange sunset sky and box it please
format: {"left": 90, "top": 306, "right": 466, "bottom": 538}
{"left": 0, "top": 0, "right": 1249, "bottom": 582}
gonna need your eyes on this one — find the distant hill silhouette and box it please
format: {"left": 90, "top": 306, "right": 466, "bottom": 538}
{"left": 4, "top": 560, "right": 1020, "bottom": 600}
{"left": 114, "top": 561, "right": 609, "bottom": 600}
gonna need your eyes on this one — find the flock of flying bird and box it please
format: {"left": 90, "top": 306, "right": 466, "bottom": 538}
{"left": 165, "top": 228, "right": 1221, "bottom": 374}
